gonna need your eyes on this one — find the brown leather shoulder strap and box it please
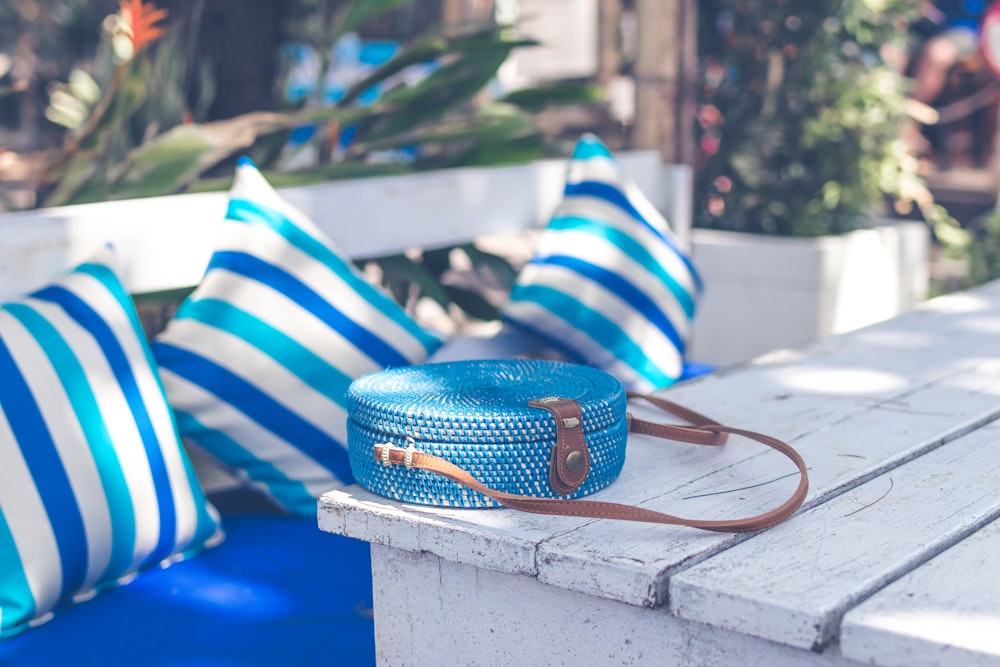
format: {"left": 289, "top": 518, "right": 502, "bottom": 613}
{"left": 625, "top": 391, "right": 729, "bottom": 446}
{"left": 373, "top": 394, "right": 809, "bottom": 533}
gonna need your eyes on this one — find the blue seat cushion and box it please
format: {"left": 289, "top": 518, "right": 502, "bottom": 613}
{"left": 680, "top": 360, "right": 717, "bottom": 381}
{"left": 0, "top": 514, "right": 374, "bottom": 666}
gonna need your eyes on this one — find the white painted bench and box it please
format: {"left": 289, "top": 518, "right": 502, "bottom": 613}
{"left": 0, "top": 151, "right": 689, "bottom": 302}
{"left": 320, "top": 288, "right": 1000, "bottom": 663}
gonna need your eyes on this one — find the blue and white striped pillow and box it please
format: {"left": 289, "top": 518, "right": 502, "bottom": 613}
{"left": 0, "top": 248, "right": 221, "bottom": 638}
{"left": 153, "top": 158, "right": 443, "bottom": 515}
{"left": 503, "top": 135, "right": 702, "bottom": 392}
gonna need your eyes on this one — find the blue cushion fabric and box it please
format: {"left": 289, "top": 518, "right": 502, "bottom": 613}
{"left": 0, "top": 247, "right": 221, "bottom": 638}
{"left": 502, "top": 135, "right": 703, "bottom": 392}
{"left": 0, "top": 515, "right": 375, "bottom": 666}
{"left": 153, "top": 158, "right": 443, "bottom": 515}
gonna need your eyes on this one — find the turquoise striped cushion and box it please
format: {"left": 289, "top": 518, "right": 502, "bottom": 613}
{"left": 503, "top": 135, "right": 702, "bottom": 392}
{"left": 0, "top": 247, "right": 221, "bottom": 638}
{"left": 153, "top": 158, "right": 443, "bottom": 515}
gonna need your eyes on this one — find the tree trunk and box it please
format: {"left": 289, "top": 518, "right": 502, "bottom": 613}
{"left": 160, "top": 0, "right": 289, "bottom": 120}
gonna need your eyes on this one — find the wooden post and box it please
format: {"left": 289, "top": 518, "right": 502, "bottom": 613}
{"left": 442, "top": 0, "right": 495, "bottom": 24}
{"left": 597, "top": 0, "right": 621, "bottom": 87}
{"left": 441, "top": 0, "right": 465, "bottom": 24}
{"left": 633, "top": 0, "right": 697, "bottom": 165}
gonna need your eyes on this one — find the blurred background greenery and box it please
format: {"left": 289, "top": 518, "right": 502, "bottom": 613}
{"left": 0, "top": 0, "right": 607, "bottom": 210}
{"left": 2, "top": 0, "right": 1000, "bottom": 298}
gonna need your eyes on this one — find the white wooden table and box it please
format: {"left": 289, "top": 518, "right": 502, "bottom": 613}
{"left": 319, "top": 280, "right": 1000, "bottom": 667}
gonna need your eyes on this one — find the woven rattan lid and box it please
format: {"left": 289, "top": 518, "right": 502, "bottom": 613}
{"left": 346, "top": 359, "right": 625, "bottom": 445}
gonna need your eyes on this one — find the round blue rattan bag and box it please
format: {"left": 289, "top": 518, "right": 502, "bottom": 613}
{"left": 347, "top": 359, "right": 628, "bottom": 508}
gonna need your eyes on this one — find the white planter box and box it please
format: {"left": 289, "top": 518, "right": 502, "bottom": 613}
{"left": 689, "top": 221, "right": 930, "bottom": 366}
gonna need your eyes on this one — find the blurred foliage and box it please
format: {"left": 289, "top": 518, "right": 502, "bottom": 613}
{"left": 31, "top": 5, "right": 528, "bottom": 206}
{"left": 943, "top": 207, "right": 1000, "bottom": 294}
{"left": 1, "top": 0, "right": 601, "bottom": 328}
{"left": 5, "top": 0, "right": 600, "bottom": 207}
{"left": 695, "top": 0, "right": 968, "bottom": 254}
{"left": 0, "top": 1, "right": 116, "bottom": 144}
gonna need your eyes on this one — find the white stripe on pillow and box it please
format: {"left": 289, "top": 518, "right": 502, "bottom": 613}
{"left": 553, "top": 197, "right": 699, "bottom": 298}
{"left": 0, "top": 407, "right": 64, "bottom": 619}
{"left": 160, "top": 316, "right": 355, "bottom": 424}
{"left": 500, "top": 298, "right": 649, "bottom": 388}
{"left": 154, "top": 157, "right": 443, "bottom": 515}
{"left": 181, "top": 282, "right": 385, "bottom": 382}
{"left": 509, "top": 263, "right": 683, "bottom": 388}
{"left": 165, "top": 376, "right": 335, "bottom": 501}
{"left": 206, "top": 218, "right": 434, "bottom": 364}
{"left": 530, "top": 228, "right": 692, "bottom": 337}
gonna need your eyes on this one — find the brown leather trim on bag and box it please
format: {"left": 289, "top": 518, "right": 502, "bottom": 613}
{"left": 373, "top": 393, "right": 809, "bottom": 533}
{"left": 529, "top": 397, "right": 591, "bottom": 495}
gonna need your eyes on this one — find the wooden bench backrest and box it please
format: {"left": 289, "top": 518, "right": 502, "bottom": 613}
{"left": 0, "top": 152, "right": 691, "bottom": 301}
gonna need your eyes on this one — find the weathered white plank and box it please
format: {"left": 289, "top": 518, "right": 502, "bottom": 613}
{"left": 668, "top": 423, "right": 1000, "bottom": 650}
{"left": 0, "top": 152, "right": 681, "bottom": 300}
{"left": 525, "top": 281, "right": 1000, "bottom": 605}
{"left": 320, "top": 486, "right": 545, "bottom": 577}
{"left": 369, "top": 545, "right": 865, "bottom": 667}
{"left": 840, "top": 519, "right": 1000, "bottom": 667}
{"left": 320, "top": 281, "right": 1000, "bottom": 610}
{"left": 0, "top": 191, "right": 227, "bottom": 300}
{"left": 531, "top": 350, "right": 1000, "bottom": 607}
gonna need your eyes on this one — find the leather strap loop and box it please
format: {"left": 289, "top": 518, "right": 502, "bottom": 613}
{"left": 529, "top": 397, "right": 591, "bottom": 495}
{"left": 626, "top": 391, "right": 729, "bottom": 446}
{"left": 373, "top": 393, "right": 809, "bottom": 533}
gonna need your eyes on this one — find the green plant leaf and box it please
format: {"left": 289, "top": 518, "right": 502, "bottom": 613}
{"left": 375, "top": 38, "right": 522, "bottom": 108}
{"left": 83, "top": 59, "right": 150, "bottom": 153}
{"left": 443, "top": 284, "right": 501, "bottom": 321}
{"left": 332, "top": 0, "right": 416, "bottom": 42}
{"left": 500, "top": 82, "right": 604, "bottom": 112}
{"left": 106, "top": 112, "right": 296, "bottom": 199}
{"left": 356, "top": 46, "right": 517, "bottom": 146}
{"left": 43, "top": 151, "right": 102, "bottom": 206}
{"left": 463, "top": 244, "right": 518, "bottom": 287}
{"left": 419, "top": 246, "right": 453, "bottom": 279}
{"left": 440, "top": 132, "right": 547, "bottom": 168}
{"left": 337, "top": 25, "right": 535, "bottom": 107}
{"left": 351, "top": 103, "right": 537, "bottom": 153}
{"left": 374, "top": 253, "right": 452, "bottom": 311}
{"left": 287, "top": 102, "right": 384, "bottom": 127}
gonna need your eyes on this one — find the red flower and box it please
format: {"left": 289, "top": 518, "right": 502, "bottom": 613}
{"left": 120, "top": 0, "right": 168, "bottom": 53}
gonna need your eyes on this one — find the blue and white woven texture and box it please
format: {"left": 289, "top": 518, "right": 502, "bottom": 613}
{"left": 347, "top": 359, "right": 628, "bottom": 508}
{"left": 503, "top": 134, "right": 703, "bottom": 392}
{"left": 0, "top": 247, "right": 221, "bottom": 638}
{"left": 153, "top": 158, "right": 443, "bottom": 515}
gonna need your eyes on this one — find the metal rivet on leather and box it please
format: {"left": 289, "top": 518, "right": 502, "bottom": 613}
{"left": 565, "top": 450, "right": 585, "bottom": 473}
